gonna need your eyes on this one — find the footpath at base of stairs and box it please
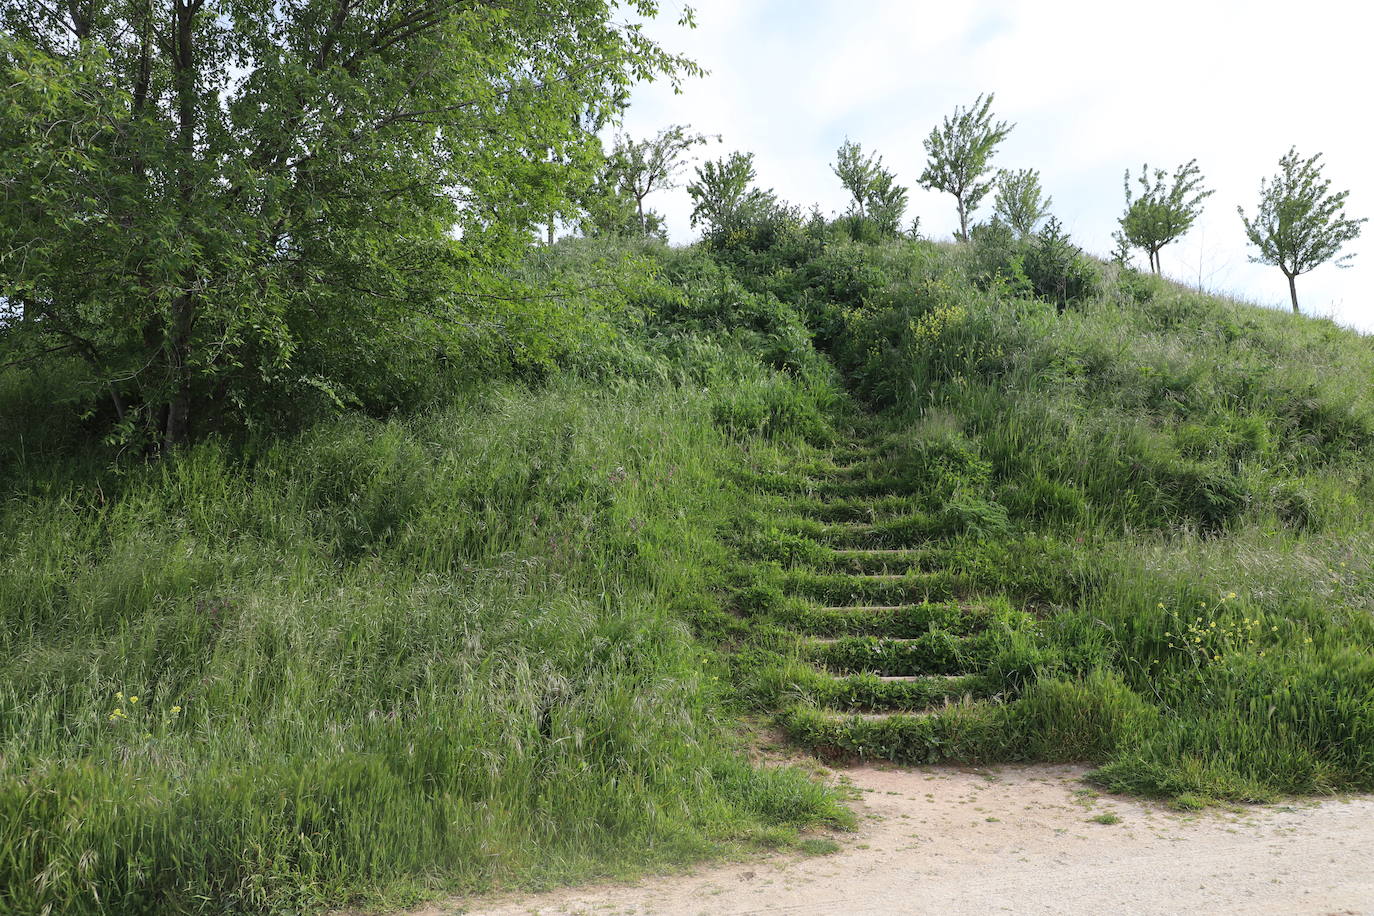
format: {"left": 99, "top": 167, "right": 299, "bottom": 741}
{"left": 453, "top": 762, "right": 1374, "bottom": 916}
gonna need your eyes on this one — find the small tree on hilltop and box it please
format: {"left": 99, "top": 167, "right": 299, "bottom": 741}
{"left": 1024, "top": 217, "right": 1097, "bottom": 314}
{"left": 687, "top": 151, "right": 777, "bottom": 241}
{"left": 831, "top": 139, "right": 909, "bottom": 235}
{"left": 1238, "top": 147, "right": 1367, "bottom": 315}
{"left": 608, "top": 125, "right": 715, "bottom": 235}
{"left": 993, "top": 168, "right": 1052, "bottom": 238}
{"left": 919, "top": 93, "right": 1014, "bottom": 241}
{"left": 867, "top": 170, "right": 910, "bottom": 236}
{"left": 1114, "top": 159, "right": 1213, "bottom": 275}
{"left": 832, "top": 139, "right": 878, "bottom": 219}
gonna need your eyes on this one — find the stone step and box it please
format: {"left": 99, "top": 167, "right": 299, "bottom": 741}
{"left": 771, "top": 601, "right": 989, "bottom": 638}
{"left": 825, "top": 549, "right": 929, "bottom": 574}
{"left": 804, "top": 631, "right": 998, "bottom": 677}
{"left": 780, "top": 571, "right": 963, "bottom": 605}
{"left": 781, "top": 702, "right": 1015, "bottom": 765}
{"left": 789, "top": 496, "right": 920, "bottom": 523}
{"left": 786, "top": 667, "right": 996, "bottom": 713}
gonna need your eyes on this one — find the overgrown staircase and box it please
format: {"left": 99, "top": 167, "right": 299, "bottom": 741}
{"left": 733, "top": 433, "right": 1039, "bottom": 764}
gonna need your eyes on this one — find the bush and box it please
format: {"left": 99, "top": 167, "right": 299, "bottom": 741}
{"left": 964, "top": 218, "right": 1032, "bottom": 296}
{"left": 1022, "top": 217, "right": 1099, "bottom": 312}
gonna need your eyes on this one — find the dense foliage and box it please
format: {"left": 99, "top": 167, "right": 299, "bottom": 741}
{"left": 710, "top": 226, "right": 1374, "bottom": 806}
{"left": 5, "top": 184, "right": 1374, "bottom": 909}
{"left": 3, "top": 19, "right": 1372, "bottom": 908}
{"left": 0, "top": 0, "right": 695, "bottom": 449}
{"left": 0, "top": 236, "right": 848, "bottom": 914}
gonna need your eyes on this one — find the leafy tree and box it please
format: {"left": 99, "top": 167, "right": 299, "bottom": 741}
{"left": 0, "top": 0, "right": 694, "bottom": 449}
{"left": 918, "top": 93, "right": 1014, "bottom": 241}
{"left": 579, "top": 139, "right": 667, "bottom": 239}
{"left": 605, "top": 124, "right": 714, "bottom": 235}
{"left": 993, "top": 168, "right": 1052, "bottom": 237}
{"left": 1238, "top": 148, "right": 1367, "bottom": 314}
{"left": 830, "top": 139, "right": 908, "bottom": 235}
{"left": 1114, "top": 160, "right": 1213, "bottom": 275}
{"left": 687, "top": 151, "right": 777, "bottom": 240}
{"left": 866, "top": 170, "right": 910, "bottom": 236}
{"left": 831, "top": 139, "right": 877, "bottom": 218}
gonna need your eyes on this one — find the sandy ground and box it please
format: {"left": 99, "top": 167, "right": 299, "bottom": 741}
{"left": 424, "top": 763, "right": 1374, "bottom": 916}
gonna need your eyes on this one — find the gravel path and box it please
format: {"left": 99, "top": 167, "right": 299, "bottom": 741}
{"left": 429, "top": 763, "right": 1374, "bottom": 916}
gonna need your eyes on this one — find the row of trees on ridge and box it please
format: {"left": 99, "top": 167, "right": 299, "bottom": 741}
{"left": 598, "top": 94, "right": 1365, "bottom": 315}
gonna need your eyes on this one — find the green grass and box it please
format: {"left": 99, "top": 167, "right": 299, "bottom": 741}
{"left": 0, "top": 378, "right": 848, "bottom": 915}
{"left": 6, "top": 229, "right": 1374, "bottom": 913}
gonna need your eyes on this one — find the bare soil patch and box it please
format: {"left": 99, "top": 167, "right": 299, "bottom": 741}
{"left": 426, "top": 763, "right": 1374, "bottom": 915}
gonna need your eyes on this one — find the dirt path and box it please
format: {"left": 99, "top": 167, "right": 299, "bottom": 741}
{"left": 433, "top": 763, "right": 1374, "bottom": 916}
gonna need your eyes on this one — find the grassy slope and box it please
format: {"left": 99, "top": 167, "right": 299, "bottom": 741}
{"left": 4, "top": 231, "right": 1374, "bottom": 911}
{"left": 0, "top": 377, "right": 846, "bottom": 915}
{"left": 723, "top": 237, "right": 1374, "bottom": 804}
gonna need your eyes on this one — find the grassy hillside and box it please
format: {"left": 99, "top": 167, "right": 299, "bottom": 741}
{"left": 3, "top": 226, "right": 1373, "bottom": 913}
{"left": 0, "top": 281, "right": 847, "bottom": 913}
{"left": 713, "top": 230, "right": 1374, "bottom": 804}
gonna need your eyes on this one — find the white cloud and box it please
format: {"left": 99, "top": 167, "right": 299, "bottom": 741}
{"left": 616, "top": 0, "right": 1374, "bottom": 328}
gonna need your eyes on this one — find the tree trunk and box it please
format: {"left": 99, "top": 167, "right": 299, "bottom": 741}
{"left": 164, "top": 0, "right": 202, "bottom": 450}
{"left": 957, "top": 198, "right": 968, "bottom": 242}
{"left": 1288, "top": 273, "right": 1299, "bottom": 314}
{"left": 163, "top": 292, "right": 195, "bottom": 451}
{"left": 109, "top": 385, "right": 127, "bottom": 423}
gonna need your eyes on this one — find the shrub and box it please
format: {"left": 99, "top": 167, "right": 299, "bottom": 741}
{"left": 1022, "top": 217, "right": 1099, "bottom": 312}
{"left": 964, "top": 218, "right": 1032, "bottom": 296}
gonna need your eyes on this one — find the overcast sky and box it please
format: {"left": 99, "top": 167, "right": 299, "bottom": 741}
{"left": 615, "top": 0, "right": 1373, "bottom": 330}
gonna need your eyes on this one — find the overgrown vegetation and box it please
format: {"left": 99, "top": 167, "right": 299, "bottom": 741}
{"left": 0, "top": 245, "right": 850, "bottom": 913}
{"left": 5, "top": 195, "right": 1374, "bottom": 912}
{"left": 708, "top": 226, "right": 1374, "bottom": 807}
{"left": 3, "top": 7, "right": 1372, "bottom": 912}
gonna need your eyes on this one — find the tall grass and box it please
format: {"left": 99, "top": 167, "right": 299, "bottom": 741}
{"left": 0, "top": 377, "right": 844, "bottom": 915}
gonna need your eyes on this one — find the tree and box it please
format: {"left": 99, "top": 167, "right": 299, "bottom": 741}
{"left": 1238, "top": 147, "right": 1367, "bottom": 314}
{"left": 687, "top": 151, "right": 776, "bottom": 240}
{"left": 605, "top": 124, "right": 714, "bottom": 235}
{"left": 918, "top": 93, "right": 1014, "bottom": 241}
{"left": 866, "top": 170, "right": 910, "bottom": 236}
{"left": 830, "top": 139, "right": 908, "bottom": 235}
{"left": 993, "top": 168, "right": 1052, "bottom": 237}
{"left": 0, "top": 1, "right": 695, "bottom": 449}
{"left": 1114, "top": 160, "right": 1213, "bottom": 275}
{"left": 579, "top": 137, "right": 667, "bottom": 239}
{"left": 831, "top": 139, "right": 877, "bottom": 219}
